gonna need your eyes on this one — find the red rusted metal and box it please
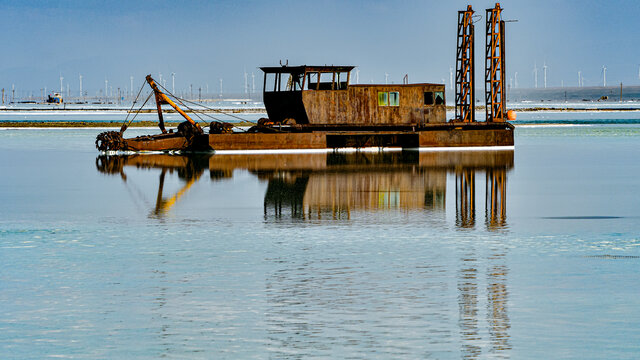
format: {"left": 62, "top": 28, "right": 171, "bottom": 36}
{"left": 455, "top": 5, "right": 475, "bottom": 123}
{"left": 485, "top": 3, "right": 506, "bottom": 122}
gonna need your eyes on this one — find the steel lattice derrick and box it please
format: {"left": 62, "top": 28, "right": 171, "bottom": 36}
{"left": 455, "top": 5, "right": 475, "bottom": 123}
{"left": 485, "top": 3, "right": 506, "bottom": 123}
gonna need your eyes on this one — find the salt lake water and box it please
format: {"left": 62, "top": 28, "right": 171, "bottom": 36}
{"left": 1, "top": 121, "right": 639, "bottom": 358}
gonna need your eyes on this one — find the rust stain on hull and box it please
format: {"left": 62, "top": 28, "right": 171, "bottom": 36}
{"left": 125, "top": 135, "right": 189, "bottom": 151}
{"left": 207, "top": 123, "right": 513, "bottom": 151}
{"left": 208, "top": 132, "right": 327, "bottom": 151}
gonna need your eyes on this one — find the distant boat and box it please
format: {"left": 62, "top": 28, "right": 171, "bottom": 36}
{"left": 46, "top": 93, "right": 63, "bottom": 104}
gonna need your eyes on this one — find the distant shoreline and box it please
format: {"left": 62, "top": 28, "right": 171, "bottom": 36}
{"left": 0, "top": 121, "right": 634, "bottom": 129}
{"left": 0, "top": 108, "right": 265, "bottom": 114}
{"left": 1, "top": 106, "right": 640, "bottom": 113}
{"left": 0, "top": 120, "right": 258, "bottom": 128}
{"left": 1, "top": 105, "right": 639, "bottom": 128}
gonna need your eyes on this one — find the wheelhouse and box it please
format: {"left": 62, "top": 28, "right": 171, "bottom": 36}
{"left": 260, "top": 65, "right": 446, "bottom": 126}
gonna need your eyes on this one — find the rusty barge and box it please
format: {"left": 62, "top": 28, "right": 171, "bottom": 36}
{"left": 96, "top": 4, "right": 512, "bottom": 153}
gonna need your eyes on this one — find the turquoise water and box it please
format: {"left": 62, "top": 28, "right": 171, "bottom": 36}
{"left": 1, "top": 124, "right": 640, "bottom": 359}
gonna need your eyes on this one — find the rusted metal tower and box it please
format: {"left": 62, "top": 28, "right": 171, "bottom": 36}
{"left": 485, "top": 3, "right": 506, "bottom": 122}
{"left": 455, "top": 5, "right": 475, "bottom": 123}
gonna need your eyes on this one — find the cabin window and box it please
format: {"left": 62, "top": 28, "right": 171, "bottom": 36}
{"left": 378, "top": 92, "right": 388, "bottom": 106}
{"left": 305, "top": 72, "right": 319, "bottom": 90}
{"left": 336, "top": 72, "right": 349, "bottom": 90}
{"left": 389, "top": 92, "right": 400, "bottom": 106}
{"left": 284, "top": 73, "right": 303, "bottom": 91}
{"left": 303, "top": 71, "right": 349, "bottom": 90}
{"left": 318, "top": 72, "right": 335, "bottom": 90}
{"left": 434, "top": 91, "right": 444, "bottom": 105}
{"left": 424, "top": 91, "right": 434, "bottom": 105}
{"left": 264, "top": 73, "right": 277, "bottom": 92}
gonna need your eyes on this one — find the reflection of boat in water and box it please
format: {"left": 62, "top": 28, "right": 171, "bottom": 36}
{"left": 96, "top": 150, "right": 513, "bottom": 228}
{"left": 96, "top": 153, "right": 210, "bottom": 217}
{"left": 96, "top": 149, "right": 514, "bottom": 355}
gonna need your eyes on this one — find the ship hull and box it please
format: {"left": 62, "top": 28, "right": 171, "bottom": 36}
{"left": 208, "top": 123, "right": 514, "bottom": 152}
{"left": 120, "top": 123, "right": 513, "bottom": 152}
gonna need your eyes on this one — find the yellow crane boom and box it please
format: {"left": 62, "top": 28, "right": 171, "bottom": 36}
{"left": 145, "top": 75, "right": 202, "bottom": 133}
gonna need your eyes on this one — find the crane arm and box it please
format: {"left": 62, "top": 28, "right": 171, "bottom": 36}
{"left": 145, "top": 75, "right": 202, "bottom": 131}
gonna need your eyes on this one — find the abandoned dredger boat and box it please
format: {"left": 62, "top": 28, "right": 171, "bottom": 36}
{"left": 96, "top": 3, "right": 513, "bottom": 153}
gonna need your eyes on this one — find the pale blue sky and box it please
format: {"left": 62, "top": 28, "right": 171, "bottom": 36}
{"left": 1, "top": 0, "right": 639, "bottom": 95}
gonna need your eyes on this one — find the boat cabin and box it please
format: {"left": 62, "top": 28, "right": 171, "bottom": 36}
{"left": 261, "top": 65, "right": 446, "bottom": 126}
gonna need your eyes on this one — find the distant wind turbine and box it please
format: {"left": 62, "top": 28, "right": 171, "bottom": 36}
{"left": 244, "top": 70, "right": 248, "bottom": 94}
{"left": 578, "top": 71, "right": 581, "bottom": 87}
{"left": 533, "top": 62, "right": 538, "bottom": 88}
{"left": 602, "top": 65, "right": 607, "bottom": 87}
{"left": 251, "top": 73, "right": 255, "bottom": 94}
{"left": 543, "top": 62, "right": 548, "bottom": 88}
{"left": 449, "top": 66, "right": 454, "bottom": 90}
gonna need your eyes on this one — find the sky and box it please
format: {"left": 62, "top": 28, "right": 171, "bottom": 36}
{"left": 1, "top": 0, "right": 640, "bottom": 96}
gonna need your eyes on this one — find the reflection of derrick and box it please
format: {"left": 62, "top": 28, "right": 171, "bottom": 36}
{"left": 95, "top": 154, "right": 208, "bottom": 218}
{"left": 153, "top": 168, "right": 201, "bottom": 217}
{"left": 458, "top": 255, "right": 481, "bottom": 358}
{"left": 456, "top": 169, "right": 476, "bottom": 228}
{"left": 487, "top": 254, "right": 511, "bottom": 353}
{"left": 485, "top": 169, "right": 507, "bottom": 229}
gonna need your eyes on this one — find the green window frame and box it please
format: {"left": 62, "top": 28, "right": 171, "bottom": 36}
{"left": 389, "top": 91, "right": 400, "bottom": 106}
{"left": 378, "top": 92, "right": 388, "bottom": 106}
{"left": 434, "top": 91, "right": 444, "bottom": 105}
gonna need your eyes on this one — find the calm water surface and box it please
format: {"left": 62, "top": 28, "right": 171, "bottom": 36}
{"left": 1, "top": 124, "right": 639, "bottom": 359}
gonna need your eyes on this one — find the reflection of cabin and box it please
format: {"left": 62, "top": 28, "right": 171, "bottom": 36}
{"left": 261, "top": 66, "right": 446, "bottom": 126}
